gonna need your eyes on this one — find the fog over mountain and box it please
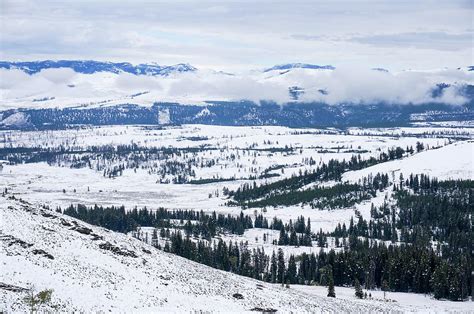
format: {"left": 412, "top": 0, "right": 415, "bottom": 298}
{"left": 1, "top": 61, "right": 472, "bottom": 110}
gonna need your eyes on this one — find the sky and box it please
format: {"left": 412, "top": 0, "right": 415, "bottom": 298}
{"left": 1, "top": 0, "right": 472, "bottom": 72}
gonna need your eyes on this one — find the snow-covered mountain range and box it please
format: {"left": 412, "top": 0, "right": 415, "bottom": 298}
{"left": 0, "top": 60, "right": 197, "bottom": 76}
{"left": 263, "top": 63, "right": 336, "bottom": 72}
{"left": 0, "top": 60, "right": 472, "bottom": 129}
{"left": 1, "top": 60, "right": 338, "bottom": 76}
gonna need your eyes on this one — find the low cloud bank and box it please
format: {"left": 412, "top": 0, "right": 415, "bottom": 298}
{"left": 1, "top": 66, "right": 472, "bottom": 108}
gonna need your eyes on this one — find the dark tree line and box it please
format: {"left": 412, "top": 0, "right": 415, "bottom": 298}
{"left": 0, "top": 143, "right": 229, "bottom": 183}
{"left": 148, "top": 227, "right": 470, "bottom": 301}
{"left": 229, "top": 173, "right": 389, "bottom": 209}
{"left": 62, "top": 205, "right": 252, "bottom": 237}
{"left": 277, "top": 216, "right": 312, "bottom": 246}
{"left": 62, "top": 205, "right": 314, "bottom": 246}
{"left": 228, "top": 145, "right": 417, "bottom": 203}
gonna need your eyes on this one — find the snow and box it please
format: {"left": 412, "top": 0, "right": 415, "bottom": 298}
{"left": 1, "top": 196, "right": 401, "bottom": 312}
{"left": 0, "top": 125, "right": 471, "bottom": 232}
{"left": 1, "top": 64, "right": 472, "bottom": 109}
{"left": 292, "top": 285, "right": 474, "bottom": 313}
{"left": 195, "top": 107, "right": 214, "bottom": 118}
{"left": 343, "top": 140, "right": 474, "bottom": 182}
{"left": 0, "top": 112, "right": 29, "bottom": 127}
{"left": 411, "top": 120, "right": 474, "bottom": 128}
{"left": 0, "top": 124, "right": 472, "bottom": 311}
{"left": 157, "top": 108, "right": 171, "bottom": 124}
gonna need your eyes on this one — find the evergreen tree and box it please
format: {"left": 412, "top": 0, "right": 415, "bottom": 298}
{"left": 59, "top": 178, "right": 472, "bottom": 301}
{"left": 327, "top": 265, "right": 336, "bottom": 298}
{"left": 354, "top": 278, "right": 363, "bottom": 299}
{"left": 277, "top": 249, "right": 285, "bottom": 284}
{"left": 270, "top": 251, "right": 277, "bottom": 283}
{"left": 151, "top": 228, "right": 158, "bottom": 247}
{"left": 432, "top": 261, "right": 448, "bottom": 300}
{"left": 287, "top": 255, "right": 297, "bottom": 284}
{"left": 382, "top": 280, "right": 389, "bottom": 300}
{"left": 448, "top": 267, "right": 462, "bottom": 301}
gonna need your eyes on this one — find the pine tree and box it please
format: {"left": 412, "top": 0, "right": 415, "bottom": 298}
{"left": 289, "top": 229, "right": 298, "bottom": 246}
{"left": 448, "top": 266, "right": 462, "bottom": 301}
{"left": 354, "top": 278, "right": 363, "bottom": 299}
{"left": 278, "top": 228, "right": 287, "bottom": 245}
{"left": 382, "top": 279, "right": 389, "bottom": 300}
{"left": 287, "top": 255, "right": 297, "bottom": 284}
{"left": 277, "top": 248, "right": 285, "bottom": 284}
{"left": 151, "top": 228, "right": 158, "bottom": 247}
{"left": 432, "top": 262, "right": 448, "bottom": 300}
{"left": 270, "top": 251, "right": 277, "bottom": 283}
{"left": 327, "top": 265, "right": 336, "bottom": 298}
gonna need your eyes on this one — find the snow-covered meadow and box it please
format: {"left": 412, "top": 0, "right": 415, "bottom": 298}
{"left": 1, "top": 124, "right": 472, "bottom": 255}
{"left": 1, "top": 124, "right": 472, "bottom": 223}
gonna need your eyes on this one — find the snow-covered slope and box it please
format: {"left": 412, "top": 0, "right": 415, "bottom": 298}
{"left": 343, "top": 140, "right": 474, "bottom": 182}
{"left": 1, "top": 196, "right": 398, "bottom": 312}
{"left": 0, "top": 112, "right": 30, "bottom": 128}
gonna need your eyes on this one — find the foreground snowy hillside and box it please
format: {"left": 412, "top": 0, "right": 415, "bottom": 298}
{"left": 1, "top": 196, "right": 398, "bottom": 312}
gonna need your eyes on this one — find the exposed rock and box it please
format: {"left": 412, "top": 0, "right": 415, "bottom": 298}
{"left": 60, "top": 219, "right": 73, "bottom": 227}
{"left": 98, "top": 242, "right": 137, "bottom": 258}
{"left": 90, "top": 233, "right": 104, "bottom": 241}
{"left": 32, "top": 249, "right": 55, "bottom": 260}
{"left": 0, "top": 282, "right": 29, "bottom": 293}
{"left": 0, "top": 235, "right": 33, "bottom": 248}
{"left": 72, "top": 226, "right": 93, "bottom": 235}
{"left": 250, "top": 307, "right": 277, "bottom": 313}
{"left": 232, "top": 293, "right": 244, "bottom": 299}
{"left": 40, "top": 211, "right": 56, "bottom": 219}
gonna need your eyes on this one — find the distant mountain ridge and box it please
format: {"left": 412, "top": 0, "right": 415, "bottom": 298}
{"left": 2, "top": 60, "right": 471, "bottom": 76}
{"left": 0, "top": 60, "right": 472, "bottom": 128}
{"left": 1, "top": 101, "right": 473, "bottom": 130}
{"left": 263, "top": 63, "right": 335, "bottom": 72}
{"left": 0, "top": 60, "right": 197, "bottom": 76}
{"left": 1, "top": 60, "right": 340, "bottom": 76}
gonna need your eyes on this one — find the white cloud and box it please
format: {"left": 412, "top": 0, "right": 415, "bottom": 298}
{"left": 114, "top": 73, "right": 163, "bottom": 91}
{"left": 303, "top": 66, "right": 472, "bottom": 105}
{"left": 38, "top": 68, "right": 77, "bottom": 84}
{"left": 1, "top": 66, "right": 471, "bottom": 109}
{"left": 0, "top": 1, "right": 472, "bottom": 71}
{"left": 350, "top": 32, "right": 472, "bottom": 51}
{"left": 167, "top": 72, "right": 290, "bottom": 103}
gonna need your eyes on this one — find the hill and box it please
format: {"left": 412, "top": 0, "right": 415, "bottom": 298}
{"left": 1, "top": 196, "right": 395, "bottom": 312}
